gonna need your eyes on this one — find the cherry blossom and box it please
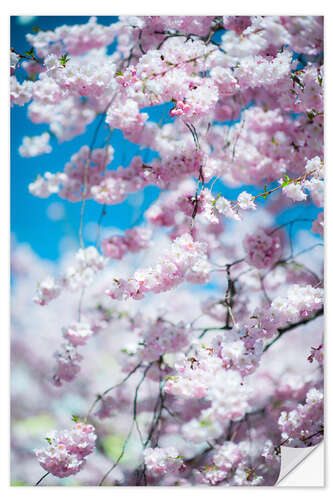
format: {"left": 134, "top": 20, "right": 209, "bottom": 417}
{"left": 35, "top": 422, "right": 97, "bottom": 477}
{"left": 10, "top": 15, "right": 324, "bottom": 487}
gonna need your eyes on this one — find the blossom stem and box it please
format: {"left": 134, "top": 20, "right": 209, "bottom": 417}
{"left": 35, "top": 471, "right": 50, "bottom": 486}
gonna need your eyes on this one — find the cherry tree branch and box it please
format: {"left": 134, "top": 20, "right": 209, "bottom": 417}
{"left": 263, "top": 307, "right": 324, "bottom": 352}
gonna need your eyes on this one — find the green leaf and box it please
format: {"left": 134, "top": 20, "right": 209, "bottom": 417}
{"left": 71, "top": 415, "right": 80, "bottom": 423}
{"left": 199, "top": 420, "right": 211, "bottom": 427}
{"left": 59, "top": 53, "right": 70, "bottom": 67}
{"left": 45, "top": 437, "right": 52, "bottom": 444}
{"left": 307, "top": 111, "right": 315, "bottom": 121}
{"left": 281, "top": 174, "right": 292, "bottom": 188}
{"left": 24, "top": 47, "right": 34, "bottom": 57}
{"left": 212, "top": 193, "right": 221, "bottom": 206}
{"left": 262, "top": 185, "right": 268, "bottom": 200}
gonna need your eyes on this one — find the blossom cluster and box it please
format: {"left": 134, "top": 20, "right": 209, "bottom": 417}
{"left": 205, "top": 284, "right": 323, "bottom": 377}
{"left": 106, "top": 233, "right": 210, "bottom": 300}
{"left": 165, "top": 345, "right": 250, "bottom": 443}
{"left": 194, "top": 441, "right": 264, "bottom": 486}
{"left": 213, "top": 191, "right": 257, "bottom": 222}
{"left": 137, "top": 320, "right": 191, "bottom": 362}
{"left": 35, "top": 422, "right": 97, "bottom": 477}
{"left": 62, "top": 322, "right": 93, "bottom": 347}
{"left": 33, "top": 246, "right": 108, "bottom": 306}
{"left": 29, "top": 145, "right": 114, "bottom": 201}
{"left": 19, "top": 132, "right": 52, "bottom": 158}
{"left": 26, "top": 17, "right": 116, "bottom": 58}
{"left": 143, "top": 447, "right": 185, "bottom": 477}
{"left": 278, "top": 388, "right": 323, "bottom": 446}
{"left": 271, "top": 285, "right": 323, "bottom": 324}
{"left": 101, "top": 227, "right": 151, "bottom": 259}
{"left": 52, "top": 343, "right": 83, "bottom": 386}
{"left": 243, "top": 229, "right": 282, "bottom": 270}
{"left": 281, "top": 156, "right": 324, "bottom": 203}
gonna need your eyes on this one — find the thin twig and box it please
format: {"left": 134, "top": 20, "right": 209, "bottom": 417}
{"left": 35, "top": 471, "right": 50, "bottom": 486}
{"left": 86, "top": 362, "right": 143, "bottom": 421}
{"left": 98, "top": 363, "right": 152, "bottom": 486}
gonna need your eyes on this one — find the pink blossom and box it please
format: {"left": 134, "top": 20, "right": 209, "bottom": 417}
{"left": 35, "top": 422, "right": 96, "bottom": 477}
{"left": 243, "top": 229, "right": 282, "bottom": 269}
{"left": 106, "top": 233, "right": 210, "bottom": 300}
{"left": 278, "top": 388, "right": 323, "bottom": 446}
{"left": 62, "top": 322, "right": 93, "bottom": 346}
{"left": 282, "top": 182, "right": 307, "bottom": 202}
{"left": 237, "top": 191, "right": 256, "bottom": 210}
{"left": 19, "top": 132, "right": 52, "bottom": 157}
{"left": 144, "top": 447, "right": 185, "bottom": 477}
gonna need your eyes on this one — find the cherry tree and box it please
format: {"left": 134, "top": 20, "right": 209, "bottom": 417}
{"left": 11, "top": 15, "right": 324, "bottom": 486}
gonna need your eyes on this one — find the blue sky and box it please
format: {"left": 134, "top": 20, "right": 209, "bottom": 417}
{"left": 10, "top": 16, "right": 321, "bottom": 262}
